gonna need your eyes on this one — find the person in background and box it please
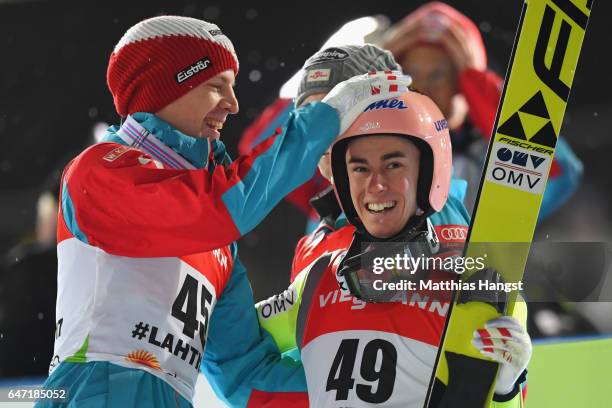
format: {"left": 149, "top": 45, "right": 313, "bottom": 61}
{"left": 0, "top": 170, "right": 61, "bottom": 378}
{"left": 382, "top": 1, "right": 583, "bottom": 216}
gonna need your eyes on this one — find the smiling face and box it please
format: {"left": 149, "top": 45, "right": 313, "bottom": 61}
{"left": 345, "top": 135, "right": 420, "bottom": 239}
{"left": 155, "top": 69, "right": 239, "bottom": 139}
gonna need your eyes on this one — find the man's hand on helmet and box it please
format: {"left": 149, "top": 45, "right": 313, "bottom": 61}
{"left": 322, "top": 71, "right": 412, "bottom": 135}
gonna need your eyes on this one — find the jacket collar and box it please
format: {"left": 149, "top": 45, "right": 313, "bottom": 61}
{"left": 102, "top": 112, "right": 229, "bottom": 170}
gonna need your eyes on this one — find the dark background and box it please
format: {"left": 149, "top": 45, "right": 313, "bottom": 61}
{"left": 0, "top": 0, "right": 610, "bottom": 303}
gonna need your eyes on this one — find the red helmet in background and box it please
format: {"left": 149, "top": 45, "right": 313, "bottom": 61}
{"left": 383, "top": 1, "right": 487, "bottom": 71}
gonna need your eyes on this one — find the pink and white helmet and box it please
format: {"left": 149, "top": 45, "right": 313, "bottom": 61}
{"left": 330, "top": 90, "right": 452, "bottom": 229}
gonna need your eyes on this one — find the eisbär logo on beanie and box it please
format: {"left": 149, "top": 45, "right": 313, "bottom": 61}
{"left": 176, "top": 57, "right": 212, "bottom": 83}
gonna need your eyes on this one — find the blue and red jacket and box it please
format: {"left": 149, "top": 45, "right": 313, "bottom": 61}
{"left": 49, "top": 104, "right": 338, "bottom": 406}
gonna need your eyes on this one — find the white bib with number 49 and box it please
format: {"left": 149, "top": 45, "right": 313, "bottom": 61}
{"left": 302, "top": 330, "right": 437, "bottom": 408}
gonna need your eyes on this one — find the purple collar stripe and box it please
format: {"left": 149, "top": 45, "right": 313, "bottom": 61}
{"left": 122, "top": 123, "right": 182, "bottom": 169}
{"left": 118, "top": 117, "right": 196, "bottom": 170}
{"left": 125, "top": 122, "right": 148, "bottom": 147}
{"left": 125, "top": 121, "right": 196, "bottom": 170}
{"left": 119, "top": 125, "right": 177, "bottom": 169}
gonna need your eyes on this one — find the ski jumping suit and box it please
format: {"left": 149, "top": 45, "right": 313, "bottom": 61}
{"left": 39, "top": 103, "right": 338, "bottom": 408}
{"left": 253, "top": 186, "right": 527, "bottom": 407}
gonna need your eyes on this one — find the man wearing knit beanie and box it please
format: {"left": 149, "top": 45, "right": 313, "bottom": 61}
{"left": 296, "top": 44, "right": 403, "bottom": 182}
{"left": 38, "top": 15, "right": 411, "bottom": 407}
{"left": 295, "top": 44, "right": 401, "bottom": 108}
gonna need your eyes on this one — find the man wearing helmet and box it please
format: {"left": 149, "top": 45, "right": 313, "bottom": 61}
{"left": 288, "top": 45, "right": 471, "bottom": 284}
{"left": 254, "top": 88, "right": 531, "bottom": 407}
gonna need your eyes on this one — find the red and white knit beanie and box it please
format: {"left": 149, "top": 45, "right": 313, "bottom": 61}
{"left": 107, "top": 16, "right": 239, "bottom": 117}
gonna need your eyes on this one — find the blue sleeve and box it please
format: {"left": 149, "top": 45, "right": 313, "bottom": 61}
{"left": 430, "top": 177, "right": 471, "bottom": 227}
{"left": 201, "top": 253, "right": 307, "bottom": 407}
{"left": 222, "top": 102, "right": 339, "bottom": 236}
{"left": 538, "top": 137, "right": 583, "bottom": 222}
{"left": 251, "top": 101, "right": 295, "bottom": 149}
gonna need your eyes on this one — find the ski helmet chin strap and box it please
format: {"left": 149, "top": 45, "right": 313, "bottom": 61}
{"left": 337, "top": 215, "right": 441, "bottom": 303}
{"left": 355, "top": 204, "right": 432, "bottom": 244}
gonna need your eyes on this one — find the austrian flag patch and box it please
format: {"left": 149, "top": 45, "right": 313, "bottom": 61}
{"left": 103, "top": 145, "right": 132, "bottom": 162}
{"left": 306, "top": 69, "right": 331, "bottom": 82}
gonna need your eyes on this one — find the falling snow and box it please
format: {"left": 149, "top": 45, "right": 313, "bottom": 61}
{"left": 479, "top": 21, "right": 492, "bottom": 33}
{"left": 203, "top": 6, "right": 220, "bottom": 20}
{"left": 249, "top": 70, "right": 262, "bottom": 82}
